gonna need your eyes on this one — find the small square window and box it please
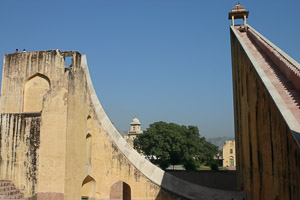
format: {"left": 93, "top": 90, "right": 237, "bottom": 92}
{"left": 230, "top": 149, "right": 233, "bottom": 154}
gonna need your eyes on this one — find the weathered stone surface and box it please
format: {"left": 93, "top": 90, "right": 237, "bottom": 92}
{"left": 0, "top": 113, "right": 40, "bottom": 197}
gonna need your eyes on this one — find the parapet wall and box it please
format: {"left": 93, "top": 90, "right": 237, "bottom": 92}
{"left": 230, "top": 26, "right": 300, "bottom": 200}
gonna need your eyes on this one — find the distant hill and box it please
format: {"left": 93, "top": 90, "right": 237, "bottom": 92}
{"left": 207, "top": 136, "right": 235, "bottom": 150}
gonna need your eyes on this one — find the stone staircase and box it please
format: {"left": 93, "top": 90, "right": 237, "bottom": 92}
{"left": 0, "top": 181, "right": 24, "bottom": 199}
{"left": 238, "top": 27, "right": 300, "bottom": 123}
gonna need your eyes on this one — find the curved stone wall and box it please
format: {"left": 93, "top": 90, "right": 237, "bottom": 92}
{"left": 81, "top": 55, "right": 244, "bottom": 200}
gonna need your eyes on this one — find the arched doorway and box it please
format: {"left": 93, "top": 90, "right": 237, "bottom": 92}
{"left": 23, "top": 73, "right": 50, "bottom": 112}
{"left": 110, "top": 181, "right": 131, "bottom": 200}
{"left": 81, "top": 176, "right": 96, "bottom": 200}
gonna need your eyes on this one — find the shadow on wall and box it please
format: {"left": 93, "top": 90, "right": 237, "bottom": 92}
{"left": 155, "top": 171, "right": 244, "bottom": 200}
{"left": 165, "top": 170, "right": 239, "bottom": 191}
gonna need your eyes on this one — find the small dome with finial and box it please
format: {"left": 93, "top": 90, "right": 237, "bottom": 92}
{"left": 232, "top": 2, "right": 246, "bottom": 12}
{"left": 130, "top": 116, "right": 141, "bottom": 125}
{"left": 228, "top": 3, "right": 249, "bottom": 25}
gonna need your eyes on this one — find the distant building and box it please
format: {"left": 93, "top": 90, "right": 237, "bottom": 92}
{"left": 222, "top": 140, "right": 236, "bottom": 168}
{"left": 124, "top": 116, "right": 143, "bottom": 147}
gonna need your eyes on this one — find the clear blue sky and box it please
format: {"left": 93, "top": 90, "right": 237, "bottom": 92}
{"left": 1, "top": 0, "right": 299, "bottom": 138}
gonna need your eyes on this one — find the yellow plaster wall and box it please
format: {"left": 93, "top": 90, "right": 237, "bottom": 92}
{"left": 222, "top": 141, "right": 236, "bottom": 167}
{"left": 63, "top": 61, "right": 91, "bottom": 200}
{"left": 0, "top": 50, "right": 69, "bottom": 199}
{"left": 58, "top": 56, "right": 187, "bottom": 200}
{"left": 37, "top": 73, "right": 69, "bottom": 195}
{"left": 91, "top": 123, "right": 186, "bottom": 200}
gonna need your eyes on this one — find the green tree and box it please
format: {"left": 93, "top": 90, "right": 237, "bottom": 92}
{"left": 134, "top": 121, "right": 218, "bottom": 170}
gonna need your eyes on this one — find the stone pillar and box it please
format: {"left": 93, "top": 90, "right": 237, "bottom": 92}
{"left": 232, "top": 16, "right": 235, "bottom": 26}
{"left": 243, "top": 15, "right": 247, "bottom": 26}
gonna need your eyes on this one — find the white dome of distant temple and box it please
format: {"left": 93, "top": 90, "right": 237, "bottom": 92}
{"left": 129, "top": 116, "right": 142, "bottom": 134}
{"left": 124, "top": 116, "right": 143, "bottom": 148}
{"left": 130, "top": 116, "right": 141, "bottom": 125}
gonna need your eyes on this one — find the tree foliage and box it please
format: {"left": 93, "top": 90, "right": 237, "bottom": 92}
{"left": 134, "top": 121, "right": 218, "bottom": 170}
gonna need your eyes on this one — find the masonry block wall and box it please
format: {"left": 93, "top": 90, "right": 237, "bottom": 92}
{"left": 230, "top": 27, "right": 300, "bottom": 200}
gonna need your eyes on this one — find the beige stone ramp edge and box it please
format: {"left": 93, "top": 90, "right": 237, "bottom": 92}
{"left": 231, "top": 26, "right": 300, "bottom": 146}
{"left": 81, "top": 56, "right": 244, "bottom": 200}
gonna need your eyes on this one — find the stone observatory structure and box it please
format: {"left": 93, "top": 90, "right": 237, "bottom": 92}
{"left": 229, "top": 3, "right": 300, "bottom": 200}
{"left": 0, "top": 50, "right": 244, "bottom": 200}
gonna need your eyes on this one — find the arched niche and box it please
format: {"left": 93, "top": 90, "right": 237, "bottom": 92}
{"left": 23, "top": 73, "right": 50, "bottom": 112}
{"left": 110, "top": 181, "right": 131, "bottom": 200}
{"left": 87, "top": 115, "right": 93, "bottom": 130}
{"left": 81, "top": 175, "right": 96, "bottom": 199}
{"left": 86, "top": 133, "right": 92, "bottom": 165}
